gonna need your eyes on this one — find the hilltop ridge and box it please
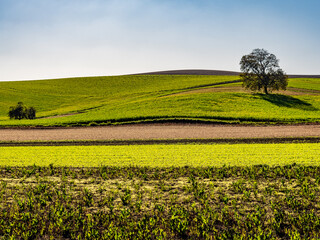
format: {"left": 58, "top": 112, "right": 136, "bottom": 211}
{"left": 134, "top": 69, "right": 240, "bottom": 76}
{"left": 133, "top": 69, "right": 320, "bottom": 78}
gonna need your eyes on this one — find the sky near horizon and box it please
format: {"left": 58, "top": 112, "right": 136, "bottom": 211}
{"left": 0, "top": 0, "right": 319, "bottom": 81}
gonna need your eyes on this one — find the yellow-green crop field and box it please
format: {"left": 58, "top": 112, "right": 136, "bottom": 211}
{"left": 1, "top": 143, "right": 319, "bottom": 167}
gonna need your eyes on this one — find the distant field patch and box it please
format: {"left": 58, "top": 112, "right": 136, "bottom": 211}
{"left": 1, "top": 143, "right": 319, "bottom": 167}
{"left": 288, "top": 78, "right": 320, "bottom": 91}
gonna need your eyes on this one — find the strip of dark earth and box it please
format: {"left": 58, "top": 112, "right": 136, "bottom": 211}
{"left": 1, "top": 137, "right": 320, "bottom": 146}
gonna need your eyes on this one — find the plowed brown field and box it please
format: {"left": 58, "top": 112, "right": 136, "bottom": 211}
{"left": 1, "top": 124, "right": 320, "bottom": 141}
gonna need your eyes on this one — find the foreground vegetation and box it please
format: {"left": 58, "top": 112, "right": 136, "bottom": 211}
{"left": 1, "top": 143, "right": 320, "bottom": 167}
{"left": 1, "top": 164, "right": 320, "bottom": 239}
{"left": 0, "top": 75, "right": 319, "bottom": 126}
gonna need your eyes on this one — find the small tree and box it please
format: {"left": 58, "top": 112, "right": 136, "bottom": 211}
{"left": 26, "top": 107, "right": 36, "bottom": 119}
{"left": 240, "top": 48, "right": 288, "bottom": 94}
{"left": 8, "top": 102, "right": 36, "bottom": 120}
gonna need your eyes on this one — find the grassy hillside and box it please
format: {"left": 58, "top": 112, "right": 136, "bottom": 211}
{"left": 0, "top": 75, "right": 319, "bottom": 126}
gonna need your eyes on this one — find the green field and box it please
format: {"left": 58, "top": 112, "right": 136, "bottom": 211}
{"left": 1, "top": 165, "right": 320, "bottom": 239}
{"left": 288, "top": 78, "right": 320, "bottom": 91}
{"left": 2, "top": 74, "right": 320, "bottom": 239}
{"left": 1, "top": 143, "right": 319, "bottom": 167}
{"left": 0, "top": 75, "right": 320, "bottom": 126}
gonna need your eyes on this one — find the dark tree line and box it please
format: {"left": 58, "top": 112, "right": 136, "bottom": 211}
{"left": 9, "top": 102, "right": 36, "bottom": 120}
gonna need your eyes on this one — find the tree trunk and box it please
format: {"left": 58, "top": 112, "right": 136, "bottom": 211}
{"left": 264, "top": 86, "right": 269, "bottom": 94}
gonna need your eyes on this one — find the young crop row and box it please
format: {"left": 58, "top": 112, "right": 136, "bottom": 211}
{"left": 0, "top": 164, "right": 320, "bottom": 239}
{"left": 0, "top": 143, "right": 319, "bottom": 167}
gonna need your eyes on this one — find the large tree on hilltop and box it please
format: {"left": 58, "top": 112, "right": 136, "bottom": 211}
{"left": 240, "top": 48, "right": 288, "bottom": 94}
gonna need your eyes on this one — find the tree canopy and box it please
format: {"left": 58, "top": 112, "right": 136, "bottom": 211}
{"left": 240, "top": 48, "right": 288, "bottom": 94}
{"left": 8, "top": 102, "right": 36, "bottom": 120}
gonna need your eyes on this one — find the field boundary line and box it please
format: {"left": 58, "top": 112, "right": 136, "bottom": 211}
{"left": 1, "top": 137, "right": 320, "bottom": 146}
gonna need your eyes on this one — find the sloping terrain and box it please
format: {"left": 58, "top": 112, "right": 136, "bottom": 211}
{"left": 0, "top": 71, "right": 319, "bottom": 127}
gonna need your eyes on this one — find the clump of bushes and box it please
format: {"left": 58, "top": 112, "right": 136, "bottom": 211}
{"left": 8, "top": 102, "right": 36, "bottom": 120}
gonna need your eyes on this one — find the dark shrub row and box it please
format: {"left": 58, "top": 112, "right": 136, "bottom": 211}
{"left": 8, "top": 102, "right": 36, "bottom": 120}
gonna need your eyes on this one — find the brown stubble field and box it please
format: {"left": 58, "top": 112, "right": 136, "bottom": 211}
{"left": 1, "top": 123, "right": 320, "bottom": 142}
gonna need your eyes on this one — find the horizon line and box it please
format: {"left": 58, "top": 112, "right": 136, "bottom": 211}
{"left": 1, "top": 69, "right": 320, "bottom": 82}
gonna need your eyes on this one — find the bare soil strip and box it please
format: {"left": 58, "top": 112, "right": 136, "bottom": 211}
{"left": 165, "top": 86, "right": 320, "bottom": 97}
{"left": 41, "top": 113, "right": 80, "bottom": 119}
{"left": 1, "top": 137, "right": 320, "bottom": 146}
{"left": 1, "top": 124, "right": 320, "bottom": 144}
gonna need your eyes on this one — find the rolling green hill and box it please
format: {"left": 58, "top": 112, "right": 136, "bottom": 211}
{"left": 0, "top": 74, "right": 319, "bottom": 126}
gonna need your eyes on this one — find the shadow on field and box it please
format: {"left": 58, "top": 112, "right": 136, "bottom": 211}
{"left": 256, "top": 94, "right": 318, "bottom": 111}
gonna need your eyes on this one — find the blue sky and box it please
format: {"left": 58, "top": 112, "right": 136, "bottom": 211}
{"left": 0, "top": 0, "right": 319, "bottom": 80}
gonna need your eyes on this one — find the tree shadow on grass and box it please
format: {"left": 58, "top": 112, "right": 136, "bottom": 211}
{"left": 256, "top": 94, "right": 318, "bottom": 111}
